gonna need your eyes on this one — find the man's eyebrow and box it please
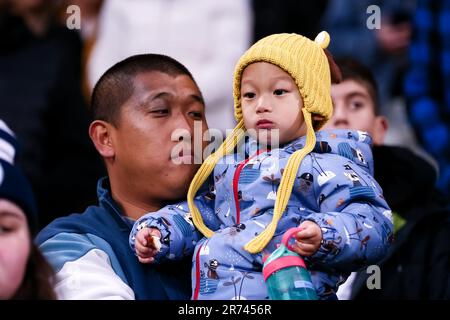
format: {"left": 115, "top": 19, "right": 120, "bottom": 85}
{"left": 137, "top": 91, "right": 204, "bottom": 107}
{"left": 137, "top": 92, "right": 173, "bottom": 108}
{"left": 149, "top": 92, "right": 173, "bottom": 102}
{"left": 190, "top": 94, "right": 205, "bottom": 105}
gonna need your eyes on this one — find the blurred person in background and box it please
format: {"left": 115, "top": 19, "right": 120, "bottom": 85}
{"left": 252, "top": 0, "right": 328, "bottom": 42}
{"left": 0, "top": 0, "right": 105, "bottom": 229}
{"left": 88, "top": 0, "right": 252, "bottom": 135}
{"left": 404, "top": 0, "right": 450, "bottom": 197}
{"left": 323, "top": 59, "right": 450, "bottom": 299}
{"left": 321, "top": 0, "right": 415, "bottom": 108}
{"left": 56, "top": 0, "right": 104, "bottom": 102}
{"left": 0, "top": 120, "right": 56, "bottom": 300}
{"left": 321, "top": 0, "right": 418, "bottom": 149}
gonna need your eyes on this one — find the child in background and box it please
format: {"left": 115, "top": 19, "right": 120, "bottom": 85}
{"left": 131, "top": 32, "right": 393, "bottom": 300}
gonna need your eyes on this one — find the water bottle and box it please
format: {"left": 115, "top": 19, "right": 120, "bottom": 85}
{"left": 262, "top": 227, "right": 318, "bottom": 300}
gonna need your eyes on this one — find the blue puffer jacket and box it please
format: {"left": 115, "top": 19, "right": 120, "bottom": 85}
{"left": 130, "top": 129, "right": 394, "bottom": 300}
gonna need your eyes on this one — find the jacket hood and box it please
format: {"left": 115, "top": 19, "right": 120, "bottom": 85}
{"left": 281, "top": 129, "right": 375, "bottom": 175}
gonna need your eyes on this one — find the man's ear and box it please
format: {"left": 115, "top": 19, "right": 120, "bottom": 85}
{"left": 372, "top": 115, "right": 389, "bottom": 145}
{"left": 89, "top": 120, "right": 115, "bottom": 158}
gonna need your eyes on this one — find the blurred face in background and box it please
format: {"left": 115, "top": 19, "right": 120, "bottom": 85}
{"left": 9, "top": 0, "right": 46, "bottom": 13}
{"left": 323, "top": 79, "right": 388, "bottom": 145}
{"left": 0, "top": 199, "right": 30, "bottom": 299}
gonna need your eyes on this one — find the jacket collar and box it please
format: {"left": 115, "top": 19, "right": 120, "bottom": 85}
{"left": 96, "top": 177, "right": 134, "bottom": 230}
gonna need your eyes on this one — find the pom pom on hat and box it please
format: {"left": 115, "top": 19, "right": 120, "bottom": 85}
{"left": 315, "top": 31, "right": 330, "bottom": 49}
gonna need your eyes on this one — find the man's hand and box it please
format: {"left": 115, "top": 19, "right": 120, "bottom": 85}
{"left": 291, "top": 221, "right": 322, "bottom": 256}
{"left": 135, "top": 227, "right": 162, "bottom": 264}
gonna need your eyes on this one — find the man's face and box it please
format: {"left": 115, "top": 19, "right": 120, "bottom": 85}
{"left": 323, "top": 79, "right": 387, "bottom": 145}
{"left": 110, "top": 72, "right": 207, "bottom": 206}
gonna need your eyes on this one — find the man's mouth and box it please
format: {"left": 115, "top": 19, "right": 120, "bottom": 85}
{"left": 178, "top": 149, "right": 193, "bottom": 158}
{"left": 256, "top": 119, "right": 275, "bottom": 129}
{"left": 170, "top": 146, "right": 197, "bottom": 164}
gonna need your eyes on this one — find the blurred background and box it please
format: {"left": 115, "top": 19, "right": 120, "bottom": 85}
{"left": 1, "top": 0, "right": 448, "bottom": 230}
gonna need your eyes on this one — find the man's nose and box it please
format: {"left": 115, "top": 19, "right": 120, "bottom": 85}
{"left": 172, "top": 113, "right": 194, "bottom": 141}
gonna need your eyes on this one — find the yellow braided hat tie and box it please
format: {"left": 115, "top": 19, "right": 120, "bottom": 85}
{"left": 244, "top": 110, "right": 316, "bottom": 253}
{"left": 188, "top": 120, "right": 246, "bottom": 238}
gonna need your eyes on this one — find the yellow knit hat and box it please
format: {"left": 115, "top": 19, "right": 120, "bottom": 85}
{"left": 187, "top": 31, "right": 333, "bottom": 254}
{"left": 234, "top": 31, "right": 333, "bottom": 128}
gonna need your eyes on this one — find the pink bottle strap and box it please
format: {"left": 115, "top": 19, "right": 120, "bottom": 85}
{"left": 281, "top": 227, "right": 303, "bottom": 251}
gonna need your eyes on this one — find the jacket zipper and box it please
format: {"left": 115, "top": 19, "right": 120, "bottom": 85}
{"left": 232, "top": 149, "right": 265, "bottom": 224}
{"left": 194, "top": 149, "right": 265, "bottom": 299}
{"left": 193, "top": 242, "right": 203, "bottom": 300}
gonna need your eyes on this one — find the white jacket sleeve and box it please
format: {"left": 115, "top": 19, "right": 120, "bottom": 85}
{"left": 39, "top": 233, "right": 134, "bottom": 300}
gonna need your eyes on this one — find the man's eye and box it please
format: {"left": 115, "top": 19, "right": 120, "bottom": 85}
{"left": 243, "top": 92, "right": 255, "bottom": 99}
{"left": 151, "top": 109, "right": 169, "bottom": 115}
{"left": 189, "top": 111, "right": 203, "bottom": 119}
{"left": 274, "top": 89, "right": 287, "bottom": 96}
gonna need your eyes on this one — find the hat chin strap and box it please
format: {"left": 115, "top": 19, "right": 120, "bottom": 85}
{"left": 188, "top": 120, "right": 245, "bottom": 238}
{"left": 188, "top": 110, "right": 316, "bottom": 254}
{"left": 244, "top": 109, "right": 316, "bottom": 254}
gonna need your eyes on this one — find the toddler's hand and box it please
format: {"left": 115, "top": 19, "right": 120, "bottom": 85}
{"left": 291, "top": 221, "right": 322, "bottom": 256}
{"left": 135, "top": 227, "right": 162, "bottom": 264}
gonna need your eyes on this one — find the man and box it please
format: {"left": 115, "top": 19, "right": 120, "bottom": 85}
{"left": 36, "top": 54, "right": 208, "bottom": 299}
{"left": 323, "top": 59, "right": 450, "bottom": 299}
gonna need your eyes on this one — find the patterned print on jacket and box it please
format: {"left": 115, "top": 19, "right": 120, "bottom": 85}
{"left": 130, "top": 129, "right": 394, "bottom": 300}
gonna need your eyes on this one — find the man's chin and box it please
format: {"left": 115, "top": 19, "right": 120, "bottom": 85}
{"left": 169, "top": 161, "right": 199, "bottom": 174}
{"left": 165, "top": 185, "right": 190, "bottom": 203}
{"left": 171, "top": 155, "right": 195, "bottom": 165}
{"left": 167, "top": 166, "right": 198, "bottom": 189}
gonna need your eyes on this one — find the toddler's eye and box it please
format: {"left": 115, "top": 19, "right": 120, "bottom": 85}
{"left": 274, "top": 89, "right": 287, "bottom": 96}
{"left": 243, "top": 92, "right": 255, "bottom": 99}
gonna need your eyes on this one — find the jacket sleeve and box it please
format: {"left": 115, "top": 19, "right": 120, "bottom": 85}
{"left": 39, "top": 232, "right": 135, "bottom": 300}
{"left": 129, "top": 195, "right": 221, "bottom": 263}
{"left": 300, "top": 154, "right": 394, "bottom": 271}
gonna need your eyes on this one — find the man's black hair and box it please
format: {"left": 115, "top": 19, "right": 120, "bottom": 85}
{"left": 334, "top": 58, "right": 380, "bottom": 115}
{"left": 91, "top": 54, "right": 198, "bottom": 125}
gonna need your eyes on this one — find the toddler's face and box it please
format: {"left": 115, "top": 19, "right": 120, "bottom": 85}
{"left": 240, "top": 62, "right": 306, "bottom": 146}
